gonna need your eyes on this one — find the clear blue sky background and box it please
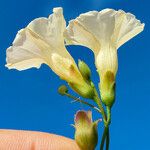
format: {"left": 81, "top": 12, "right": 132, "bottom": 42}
{"left": 0, "top": 0, "right": 149, "bottom": 149}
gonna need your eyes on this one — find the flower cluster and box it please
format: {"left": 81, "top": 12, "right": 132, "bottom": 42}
{"left": 6, "top": 7, "right": 144, "bottom": 150}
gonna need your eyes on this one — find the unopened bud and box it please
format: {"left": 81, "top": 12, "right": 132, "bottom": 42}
{"left": 58, "top": 85, "right": 68, "bottom": 95}
{"left": 78, "top": 60, "right": 91, "bottom": 81}
{"left": 74, "top": 110, "right": 101, "bottom": 150}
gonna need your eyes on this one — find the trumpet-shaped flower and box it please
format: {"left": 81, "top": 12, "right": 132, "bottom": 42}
{"left": 6, "top": 7, "right": 94, "bottom": 98}
{"left": 65, "top": 9, "right": 144, "bottom": 105}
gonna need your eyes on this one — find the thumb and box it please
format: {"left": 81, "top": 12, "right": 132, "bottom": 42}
{"left": 0, "top": 129, "right": 80, "bottom": 150}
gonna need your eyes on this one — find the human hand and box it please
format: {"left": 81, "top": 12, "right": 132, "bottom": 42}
{"left": 0, "top": 130, "right": 80, "bottom": 150}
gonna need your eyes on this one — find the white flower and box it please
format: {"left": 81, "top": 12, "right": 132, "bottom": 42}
{"left": 6, "top": 7, "right": 95, "bottom": 98}
{"left": 65, "top": 9, "right": 145, "bottom": 78}
{"left": 6, "top": 8, "right": 79, "bottom": 83}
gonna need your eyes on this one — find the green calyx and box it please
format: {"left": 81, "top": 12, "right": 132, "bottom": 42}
{"left": 100, "top": 71, "right": 116, "bottom": 107}
{"left": 74, "top": 110, "right": 100, "bottom": 150}
{"left": 69, "top": 82, "right": 95, "bottom": 99}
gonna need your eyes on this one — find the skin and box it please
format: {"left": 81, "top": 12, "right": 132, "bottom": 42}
{"left": 0, "top": 130, "right": 80, "bottom": 150}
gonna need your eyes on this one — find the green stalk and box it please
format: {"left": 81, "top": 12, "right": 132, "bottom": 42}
{"left": 106, "top": 128, "right": 110, "bottom": 150}
{"left": 100, "top": 106, "right": 111, "bottom": 150}
{"left": 100, "top": 126, "right": 108, "bottom": 150}
{"left": 105, "top": 106, "right": 111, "bottom": 150}
{"left": 93, "top": 88, "right": 107, "bottom": 122}
{"left": 91, "top": 88, "right": 108, "bottom": 150}
{"left": 106, "top": 106, "right": 111, "bottom": 126}
{"left": 64, "top": 93, "right": 101, "bottom": 113}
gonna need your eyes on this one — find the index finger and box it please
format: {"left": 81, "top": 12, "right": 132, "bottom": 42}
{"left": 0, "top": 130, "right": 80, "bottom": 150}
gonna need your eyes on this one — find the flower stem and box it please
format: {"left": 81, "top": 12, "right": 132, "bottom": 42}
{"left": 93, "top": 89, "right": 107, "bottom": 122}
{"left": 91, "top": 88, "right": 109, "bottom": 150}
{"left": 106, "top": 106, "right": 111, "bottom": 126}
{"left": 106, "top": 128, "right": 110, "bottom": 150}
{"left": 100, "top": 126, "right": 108, "bottom": 150}
{"left": 100, "top": 106, "right": 111, "bottom": 150}
{"left": 105, "top": 106, "right": 111, "bottom": 150}
{"left": 64, "top": 93, "right": 101, "bottom": 113}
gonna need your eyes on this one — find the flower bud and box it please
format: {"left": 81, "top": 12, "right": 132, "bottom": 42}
{"left": 69, "top": 82, "right": 95, "bottom": 99}
{"left": 99, "top": 71, "right": 115, "bottom": 107}
{"left": 74, "top": 110, "right": 101, "bottom": 150}
{"left": 78, "top": 60, "right": 91, "bottom": 81}
{"left": 58, "top": 85, "right": 68, "bottom": 95}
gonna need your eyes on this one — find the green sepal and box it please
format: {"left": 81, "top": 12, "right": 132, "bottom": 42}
{"left": 100, "top": 71, "right": 116, "bottom": 107}
{"left": 69, "top": 82, "right": 95, "bottom": 99}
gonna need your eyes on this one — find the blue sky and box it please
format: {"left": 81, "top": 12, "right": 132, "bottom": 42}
{"left": 0, "top": 0, "right": 149, "bottom": 149}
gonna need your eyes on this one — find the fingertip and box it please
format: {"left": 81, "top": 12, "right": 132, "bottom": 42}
{"left": 0, "top": 130, "right": 80, "bottom": 150}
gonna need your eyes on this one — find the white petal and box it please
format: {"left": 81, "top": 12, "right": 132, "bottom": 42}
{"left": 65, "top": 19, "right": 100, "bottom": 54}
{"left": 28, "top": 7, "right": 66, "bottom": 49}
{"left": 115, "top": 11, "right": 145, "bottom": 48}
{"left": 65, "top": 9, "right": 116, "bottom": 52}
{"left": 6, "top": 29, "right": 49, "bottom": 70}
{"left": 6, "top": 7, "right": 68, "bottom": 71}
{"left": 65, "top": 9, "right": 144, "bottom": 51}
